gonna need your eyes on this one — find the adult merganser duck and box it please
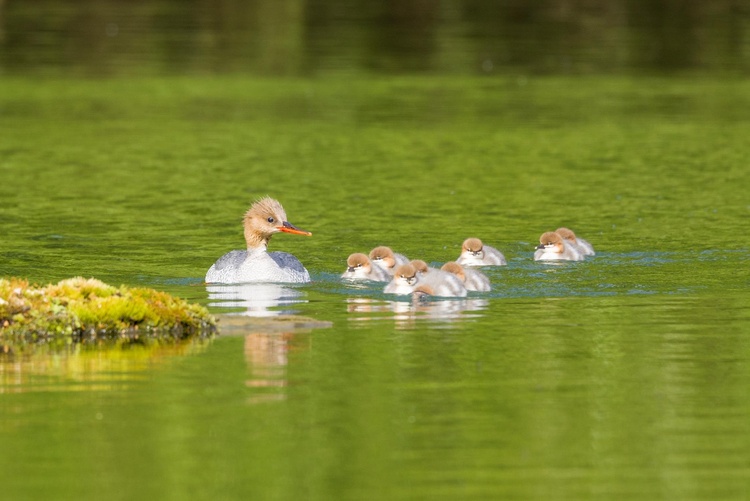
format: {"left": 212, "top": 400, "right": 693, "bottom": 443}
{"left": 555, "top": 227, "right": 595, "bottom": 256}
{"left": 456, "top": 238, "right": 507, "bottom": 266}
{"left": 369, "top": 246, "right": 410, "bottom": 276}
{"left": 441, "top": 262, "right": 492, "bottom": 292}
{"left": 410, "top": 260, "right": 468, "bottom": 297}
{"left": 533, "top": 231, "right": 583, "bottom": 261}
{"left": 205, "top": 197, "right": 312, "bottom": 283}
{"left": 341, "top": 253, "right": 390, "bottom": 282}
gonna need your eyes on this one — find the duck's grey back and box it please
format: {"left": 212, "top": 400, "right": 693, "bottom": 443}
{"left": 205, "top": 250, "right": 247, "bottom": 283}
{"left": 269, "top": 251, "right": 311, "bottom": 282}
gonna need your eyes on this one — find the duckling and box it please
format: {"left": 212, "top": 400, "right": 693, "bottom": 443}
{"left": 555, "top": 227, "right": 595, "bottom": 256}
{"left": 441, "top": 261, "right": 491, "bottom": 292}
{"left": 369, "top": 246, "right": 410, "bottom": 276}
{"left": 341, "top": 253, "right": 390, "bottom": 282}
{"left": 409, "top": 260, "right": 468, "bottom": 297}
{"left": 456, "top": 237, "right": 507, "bottom": 266}
{"left": 534, "top": 231, "right": 583, "bottom": 261}
{"left": 384, "top": 263, "right": 419, "bottom": 295}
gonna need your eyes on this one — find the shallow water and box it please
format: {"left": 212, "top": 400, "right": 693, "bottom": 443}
{"left": 2, "top": 2, "right": 750, "bottom": 500}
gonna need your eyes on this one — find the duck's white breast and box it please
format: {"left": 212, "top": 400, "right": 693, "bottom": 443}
{"left": 206, "top": 250, "right": 310, "bottom": 283}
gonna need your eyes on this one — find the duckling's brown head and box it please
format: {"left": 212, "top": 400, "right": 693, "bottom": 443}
{"left": 441, "top": 261, "right": 466, "bottom": 282}
{"left": 462, "top": 238, "right": 484, "bottom": 254}
{"left": 555, "top": 227, "right": 577, "bottom": 243}
{"left": 413, "top": 284, "right": 435, "bottom": 295}
{"left": 393, "top": 264, "right": 418, "bottom": 285}
{"left": 412, "top": 284, "right": 435, "bottom": 301}
{"left": 536, "top": 231, "right": 563, "bottom": 252}
{"left": 346, "top": 253, "right": 371, "bottom": 273}
{"left": 410, "top": 259, "right": 430, "bottom": 274}
{"left": 369, "top": 246, "right": 397, "bottom": 269}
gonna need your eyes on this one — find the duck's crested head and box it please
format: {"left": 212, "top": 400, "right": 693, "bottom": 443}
{"left": 441, "top": 261, "right": 466, "bottom": 282}
{"left": 346, "top": 253, "right": 371, "bottom": 270}
{"left": 246, "top": 197, "right": 287, "bottom": 225}
{"left": 462, "top": 238, "right": 484, "bottom": 253}
{"left": 243, "top": 197, "right": 311, "bottom": 248}
{"left": 555, "top": 227, "right": 577, "bottom": 242}
{"left": 369, "top": 246, "right": 397, "bottom": 268}
{"left": 410, "top": 259, "right": 429, "bottom": 274}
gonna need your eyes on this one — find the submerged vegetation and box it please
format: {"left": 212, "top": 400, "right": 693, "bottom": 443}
{"left": 0, "top": 277, "right": 217, "bottom": 346}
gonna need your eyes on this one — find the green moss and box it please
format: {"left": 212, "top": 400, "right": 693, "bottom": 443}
{"left": 0, "top": 277, "right": 217, "bottom": 344}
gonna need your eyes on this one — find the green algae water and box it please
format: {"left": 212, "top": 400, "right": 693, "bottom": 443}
{"left": 2, "top": 2, "right": 750, "bottom": 500}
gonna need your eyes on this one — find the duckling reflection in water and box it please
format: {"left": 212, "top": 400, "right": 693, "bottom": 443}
{"left": 345, "top": 294, "right": 488, "bottom": 327}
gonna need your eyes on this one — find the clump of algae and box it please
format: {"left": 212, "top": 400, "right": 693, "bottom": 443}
{"left": 0, "top": 277, "right": 217, "bottom": 343}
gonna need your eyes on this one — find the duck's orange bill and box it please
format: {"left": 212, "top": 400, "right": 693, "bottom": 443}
{"left": 279, "top": 221, "right": 312, "bottom": 236}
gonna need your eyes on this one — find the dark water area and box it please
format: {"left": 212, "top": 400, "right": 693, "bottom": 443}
{"left": 2, "top": 1, "right": 750, "bottom": 500}
{"left": 2, "top": 0, "right": 749, "bottom": 77}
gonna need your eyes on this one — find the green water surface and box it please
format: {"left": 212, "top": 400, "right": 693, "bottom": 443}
{"left": 2, "top": 26, "right": 750, "bottom": 501}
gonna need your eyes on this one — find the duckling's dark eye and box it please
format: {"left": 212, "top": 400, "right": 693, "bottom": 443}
{"left": 267, "top": 217, "right": 275, "bottom": 223}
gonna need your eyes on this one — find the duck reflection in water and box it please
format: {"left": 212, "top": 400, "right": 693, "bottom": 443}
{"left": 205, "top": 284, "right": 320, "bottom": 403}
{"left": 346, "top": 294, "right": 488, "bottom": 328}
{"left": 206, "top": 283, "right": 306, "bottom": 317}
{"left": 243, "top": 330, "right": 291, "bottom": 404}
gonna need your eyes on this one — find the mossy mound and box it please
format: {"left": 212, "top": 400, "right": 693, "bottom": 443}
{"left": 0, "top": 277, "right": 217, "bottom": 343}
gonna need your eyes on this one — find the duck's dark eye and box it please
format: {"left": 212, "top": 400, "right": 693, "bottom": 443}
{"left": 267, "top": 217, "right": 275, "bottom": 223}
